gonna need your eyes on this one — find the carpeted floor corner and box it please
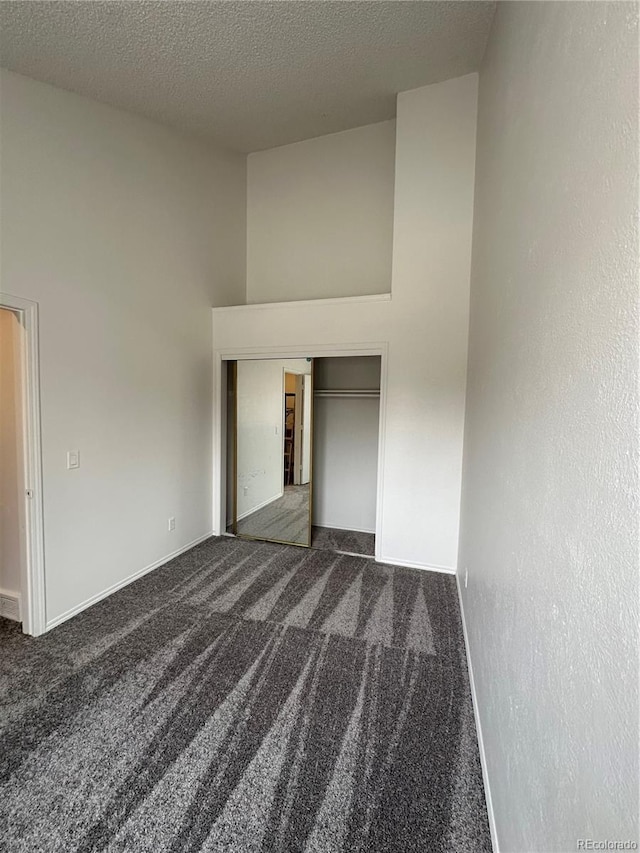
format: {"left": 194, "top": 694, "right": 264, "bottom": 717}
{"left": 0, "top": 536, "right": 491, "bottom": 852}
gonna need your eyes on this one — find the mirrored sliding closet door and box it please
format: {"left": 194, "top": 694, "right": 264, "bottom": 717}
{"left": 232, "top": 358, "right": 314, "bottom": 547}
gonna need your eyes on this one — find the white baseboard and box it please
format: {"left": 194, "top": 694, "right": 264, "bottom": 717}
{"left": 455, "top": 573, "right": 499, "bottom": 852}
{"left": 375, "top": 554, "right": 456, "bottom": 574}
{"left": 334, "top": 550, "right": 375, "bottom": 560}
{"left": 45, "top": 531, "right": 214, "bottom": 632}
{"left": 236, "top": 492, "right": 283, "bottom": 522}
{"left": 312, "top": 522, "right": 376, "bottom": 535}
{"left": 0, "top": 590, "right": 21, "bottom": 622}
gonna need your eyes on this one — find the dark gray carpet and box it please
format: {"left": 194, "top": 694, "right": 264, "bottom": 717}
{"left": 311, "top": 526, "right": 375, "bottom": 557}
{"left": 0, "top": 536, "right": 491, "bottom": 853}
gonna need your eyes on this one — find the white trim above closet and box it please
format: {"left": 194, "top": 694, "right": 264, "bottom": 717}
{"left": 212, "top": 292, "right": 391, "bottom": 315}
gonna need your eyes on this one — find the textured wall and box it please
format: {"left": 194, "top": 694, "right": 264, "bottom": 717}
{"left": 0, "top": 70, "right": 247, "bottom": 626}
{"left": 247, "top": 121, "right": 396, "bottom": 302}
{"left": 459, "top": 3, "right": 639, "bottom": 851}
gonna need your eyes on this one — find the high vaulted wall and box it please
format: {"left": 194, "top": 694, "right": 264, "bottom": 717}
{"left": 247, "top": 120, "right": 396, "bottom": 303}
{"left": 0, "top": 69, "right": 247, "bottom": 627}
{"left": 214, "top": 73, "right": 479, "bottom": 574}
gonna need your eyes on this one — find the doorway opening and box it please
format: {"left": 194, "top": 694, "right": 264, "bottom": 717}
{"left": 0, "top": 308, "right": 25, "bottom": 625}
{"left": 283, "top": 370, "right": 310, "bottom": 488}
{"left": 0, "top": 295, "right": 45, "bottom": 636}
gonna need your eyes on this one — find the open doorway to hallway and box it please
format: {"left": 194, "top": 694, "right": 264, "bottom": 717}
{"left": 0, "top": 294, "right": 45, "bottom": 636}
{"left": 0, "top": 307, "right": 26, "bottom": 625}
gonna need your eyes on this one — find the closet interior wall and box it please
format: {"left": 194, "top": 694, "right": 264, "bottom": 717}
{"left": 313, "top": 356, "right": 381, "bottom": 534}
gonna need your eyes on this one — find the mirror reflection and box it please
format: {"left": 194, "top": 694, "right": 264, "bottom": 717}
{"left": 234, "top": 358, "right": 313, "bottom": 546}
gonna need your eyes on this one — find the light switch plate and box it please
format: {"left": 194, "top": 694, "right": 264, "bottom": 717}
{"left": 67, "top": 450, "right": 80, "bottom": 470}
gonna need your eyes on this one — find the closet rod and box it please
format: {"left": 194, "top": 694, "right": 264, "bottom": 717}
{"left": 314, "top": 389, "right": 380, "bottom": 399}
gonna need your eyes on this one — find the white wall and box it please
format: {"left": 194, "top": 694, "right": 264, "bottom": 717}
{"left": 459, "top": 4, "right": 639, "bottom": 851}
{"left": 0, "top": 69, "right": 247, "bottom": 626}
{"left": 315, "top": 356, "right": 381, "bottom": 394}
{"left": 218, "top": 74, "right": 477, "bottom": 572}
{"left": 0, "top": 309, "right": 25, "bottom": 602}
{"left": 247, "top": 121, "right": 396, "bottom": 303}
{"left": 313, "top": 357, "right": 380, "bottom": 533}
{"left": 382, "top": 73, "right": 478, "bottom": 570}
{"left": 235, "top": 358, "right": 310, "bottom": 520}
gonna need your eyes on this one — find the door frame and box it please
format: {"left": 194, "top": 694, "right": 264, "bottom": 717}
{"left": 293, "top": 373, "right": 303, "bottom": 485}
{"left": 300, "top": 373, "right": 312, "bottom": 486}
{"left": 283, "top": 369, "right": 298, "bottom": 486}
{"left": 213, "top": 343, "right": 388, "bottom": 562}
{"left": 283, "top": 367, "right": 309, "bottom": 487}
{"left": 0, "top": 293, "right": 46, "bottom": 636}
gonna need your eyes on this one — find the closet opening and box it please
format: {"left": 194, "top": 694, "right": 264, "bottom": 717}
{"left": 224, "top": 354, "right": 381, "bottom": 559}
{"left": 311, "top": 356, "right": 380, "bottom": 556}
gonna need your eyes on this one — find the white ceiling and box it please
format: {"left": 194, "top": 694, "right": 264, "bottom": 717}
{"left": 0, "top": 1, "right": 495, "bottom": 153}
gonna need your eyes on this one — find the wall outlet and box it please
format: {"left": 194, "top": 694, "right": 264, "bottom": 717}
{"left": 464, "top": 568, "right": 469, "bottom": 589}
{"left": 168, "top": 517, "right": 176, "bottom": 532}
{"left": 0, "top": 593, "right": 20, "bottom": 622}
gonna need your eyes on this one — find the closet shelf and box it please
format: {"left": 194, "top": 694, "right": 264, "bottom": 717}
{"left": 314, "top": 389, "right": 380, "bottom": 399}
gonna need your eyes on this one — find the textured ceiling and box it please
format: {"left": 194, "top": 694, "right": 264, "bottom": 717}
{"left": 0, "top": 1, "right": 495, "bottom": 153}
